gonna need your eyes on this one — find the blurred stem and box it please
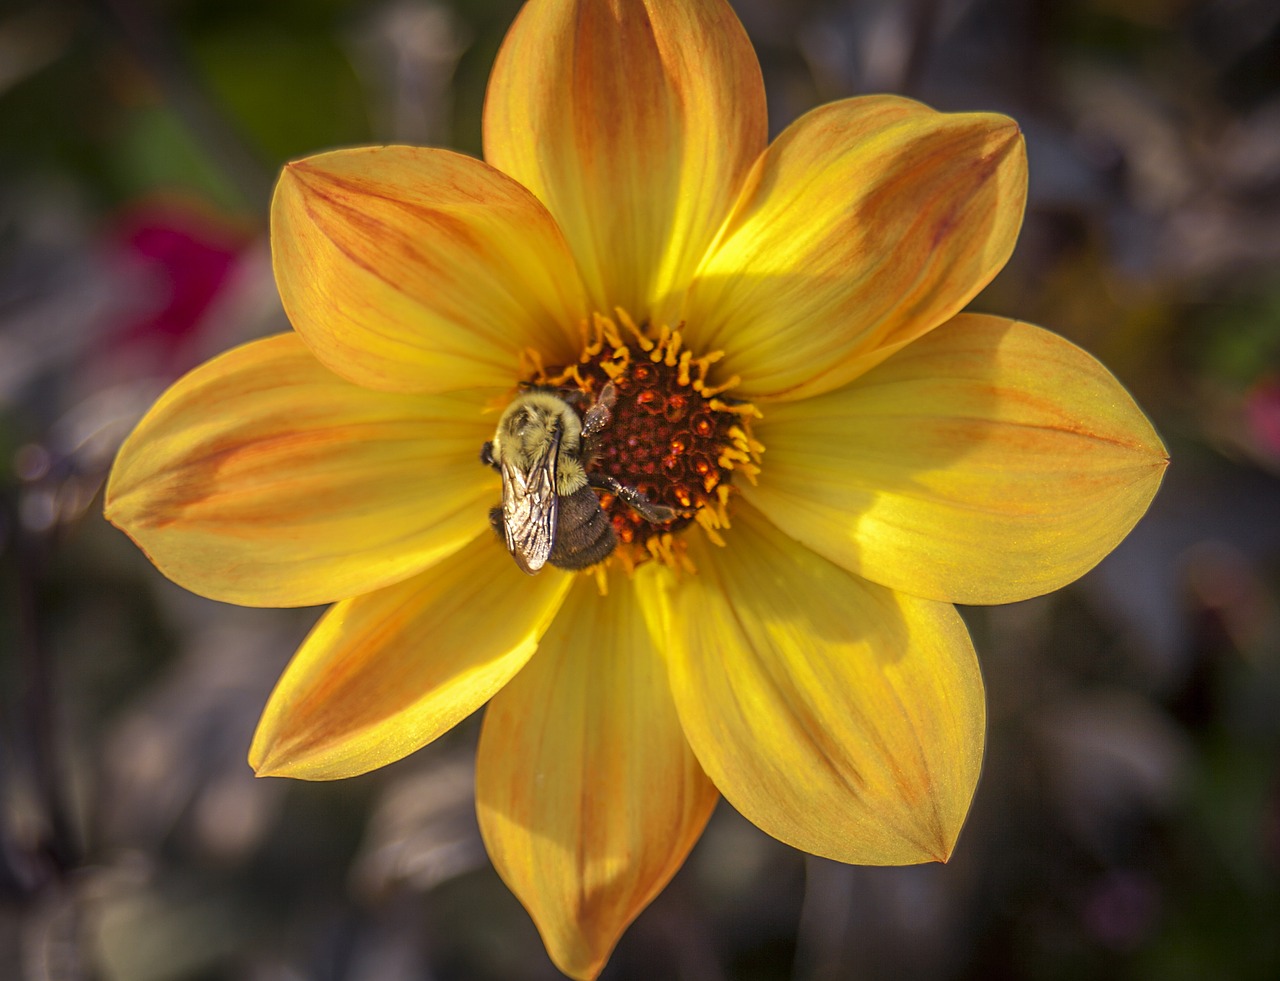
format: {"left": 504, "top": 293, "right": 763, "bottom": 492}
{"left": 14, "top": 495, "right": 82, "bottom": 880}
{"left": 900, "top": 0, "right": 942, "bottom": 96}
{"left": 92, "top": 0, "right": 274, "bottom": 211}
{"left": 1020, "top": 0, "right": 1058, "bottom": 113}
{"left": 791, "top": 856, "right": 855, "bottom": 981}
{"left": 0, "top": 740, "right": 32, "bottom": 899}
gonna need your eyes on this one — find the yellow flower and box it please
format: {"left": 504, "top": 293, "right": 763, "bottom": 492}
{"left": 104, "top": 0, "right": 1167, "bottom": 977}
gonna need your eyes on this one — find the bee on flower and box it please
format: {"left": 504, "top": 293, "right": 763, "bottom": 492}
{"left": 104, "top": 0, "right": 1168, "bottom": 977}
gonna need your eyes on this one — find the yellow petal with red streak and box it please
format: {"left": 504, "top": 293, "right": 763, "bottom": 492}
{"left": 685, "top": 96, "right": 1026, "bottom": 401}
{"left": 483, "top": 0, "right": 767, "bottom": 323}
{"left": 743, "top": 315, "right": 1168, "bottom": 604}
{"left": 273, "top": 146, "right": 587, "bottom": 393}
{"left": 251, "top": 535, "right": 572, "bottom": 779}
{"left": 105, "top": 333, "right": 495, "bottom": 607}
{"left": 476, "top": 572, "right": 718, "bottom": 980}
{"left": 638, "top": 504, "right": 984, "bottom": 866}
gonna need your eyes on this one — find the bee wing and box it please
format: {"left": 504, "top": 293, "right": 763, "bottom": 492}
{"left": 499, "top": 429, "right": 560, "bottom": 575}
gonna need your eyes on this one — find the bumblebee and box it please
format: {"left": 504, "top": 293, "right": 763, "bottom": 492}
{"left": 480, "top": 382, "right": 676, "bottom": 573}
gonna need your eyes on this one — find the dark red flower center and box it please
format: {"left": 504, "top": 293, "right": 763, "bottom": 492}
{"left": 533, "top": 313, "right": 762, "bottom": 569}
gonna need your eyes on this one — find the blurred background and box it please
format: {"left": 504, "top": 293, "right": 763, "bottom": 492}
{"left": 1, "top": 0, "right": 1278, "bottom": 978}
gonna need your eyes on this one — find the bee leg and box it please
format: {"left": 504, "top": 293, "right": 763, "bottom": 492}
{"left": 487, "top": 505, "right": 505, "bottom": 537}
{"left": 581, "top": 381, "right": 617, "bottom": 440}
{"left": 480, "top": 441, "right": 498, "bottom": 470}
{"left": 588, "top": 473, "right": 678, "bottom": 524}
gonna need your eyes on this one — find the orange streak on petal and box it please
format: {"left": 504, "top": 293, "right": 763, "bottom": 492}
{"left": 105, "top": 333, "right": 495, "bottom": 607}
{"left": 251, "top": 537, "right": 572, "bottom": 780}
{"left": 687, "top": 96, "right": 1027, "bottom": 402}
{"left": 484, "top": 0, "right": 767, "bottom": 322}
{"left": 477, "top": 572, "right": 716, "bottom": 980}
{"left": 655, "top": 503, "right": 984, "bottom": 867}
{"left": 272, "top": 146, "right": 587, "bottom": 394}
{"left": 744, "top": 314, "right": 1167, "bottom": 604}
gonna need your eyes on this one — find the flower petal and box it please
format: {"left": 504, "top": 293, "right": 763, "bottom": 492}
{"left": 685, "top": 96, "right": 1027, "bottom": 402}
{"left": 476, "top": 573, "right": 717, "bottom": 981}
{"left": 742, "top": 315, "right": 1169, "bottom": 605}
{"left": 483, "top": 0, "right": 767, "bottom": 322}
{"left": 272, "top": 146, "right": 588, "bottom": 393}
{"left": 250, "top": 536, "right": 572, "bottom": 780}
{"left": 637, "top": 503, "right": 984, "bottom": 866}
{"left": 106, "top": 333, "right": 496, "bottom": 607}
